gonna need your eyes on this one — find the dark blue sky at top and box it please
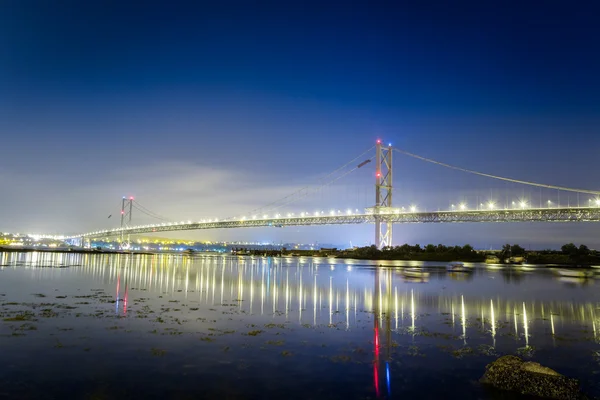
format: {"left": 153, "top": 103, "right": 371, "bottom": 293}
{"left": 1, "top": 1, "right": 600, "bottom": 247}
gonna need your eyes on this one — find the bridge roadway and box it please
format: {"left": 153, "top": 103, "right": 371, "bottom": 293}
{"left": 79, "top": 206, "right": 600, "bottom": 239}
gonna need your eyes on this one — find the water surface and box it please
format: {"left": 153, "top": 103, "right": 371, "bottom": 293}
{"left": 0, "top": 252, "right": 599, "bottom": 399}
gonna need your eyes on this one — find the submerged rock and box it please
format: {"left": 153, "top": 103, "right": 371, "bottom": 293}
{"left": 480, "top": 355, "right": 585, "bottom": 399}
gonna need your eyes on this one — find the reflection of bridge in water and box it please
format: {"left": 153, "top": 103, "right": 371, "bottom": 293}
{"left": 2, "top": 251, "right": 599, "bottom": 398}
{"left": 3, "top": 251, "right": 597, "bottom": 335}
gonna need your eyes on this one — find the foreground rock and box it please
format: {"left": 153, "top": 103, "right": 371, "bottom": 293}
{"left": 481, "top": 355, "right": 585, "bottom": 399}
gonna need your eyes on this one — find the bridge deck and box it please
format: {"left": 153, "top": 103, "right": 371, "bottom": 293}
{"left": 80, "top": 206, "right": 600, "bottom": 238}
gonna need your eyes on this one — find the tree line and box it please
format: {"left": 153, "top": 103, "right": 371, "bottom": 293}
{"left": 341, "top": 242, "right": 600, "bottom": 265}
{"left": 340, "top": 243, "right": 484, "bottom": 261}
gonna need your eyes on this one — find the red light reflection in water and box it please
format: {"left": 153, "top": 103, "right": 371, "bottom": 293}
{"left": 374, "top": 324, "right": 380, "bottom": 397}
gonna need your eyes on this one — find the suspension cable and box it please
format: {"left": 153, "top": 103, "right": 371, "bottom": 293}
{"left": 132, "top": 204, "right": 171, "bottom": 222}
{"left": 393, "top": 147, "right": 600, "bottom": 195}
{"left": 246, "top": 146, "right": 375, "bottom": 215}
{"left": 132, "top": 200, "right": 172, "bottom": 221}
{"left": 258, "top": 156, "right": 375, "bottom": 213}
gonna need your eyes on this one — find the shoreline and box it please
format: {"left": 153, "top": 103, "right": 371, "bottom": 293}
{"left": 0, "top": 247, "right": 154, "bottom": 256}
{"left": 1, "top": 246, "right": 599, "bottom": 268}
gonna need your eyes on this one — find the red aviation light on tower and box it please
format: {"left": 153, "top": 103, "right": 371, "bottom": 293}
{"left": 376, "top": 172, "right": 381, "bottom": 178}
{"left": 129, "top": 196, "right": 134, "bottom": 200}
{"left": 376, "top": 139, "right": 381, "bottom": 144}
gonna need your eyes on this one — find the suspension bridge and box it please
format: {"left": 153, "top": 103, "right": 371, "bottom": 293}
{"left": 70, "top": 140, "right": 600, "bottom": 249}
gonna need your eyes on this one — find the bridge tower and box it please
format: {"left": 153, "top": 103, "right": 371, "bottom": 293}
{"left": 375, "top": 140, "right": 393, "bottom": 248}
{"left": 120, "top": 196, "right": 133, "bottom": 250}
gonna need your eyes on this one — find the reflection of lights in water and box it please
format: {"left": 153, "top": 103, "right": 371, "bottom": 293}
{"left": 379, "top": 279, "right": 384, "bottom": 325}
{"left": 250, "top": 266, "right": 254, "bottom": 314}
{"left": 401, "top": 299, "right": 404, "bottom": 323}
{"left": 285, "top": 269, "right": 289, "bottom": 318}
{"left": 116, "top": 274, "right": 121, "bottom": 315}
{"left": 490, "top": 299, "right": 496, "bottom": 347}
{"left": 481, "top": 309, "right": 485, "bottom": 331}
{"left": 386, "top": 362, "right": 391, "bottom": 396}
{"left": 411, "top": 289, "right": 415, "bottom": 332}
{"left": 199, "top": 265, "right": 204, "bottom": 301}
{"left": 221, "top": 267, "right": 225, "bottom": 305}
{"left": 373, "top": 327, "right": 380, "bottom": 397}
{"left": 299, "top": 273, "right": 303, "bottom": 323}
{"left": 272, "top": 274, "right": 277, "bottom": 314}
{"left": 319, "top": 291, "right": 322, "bottom": 315}
{"left": 591, "top": 307, "right": 597, "bottom": 341}
{"left": 329, "top": 277, "right": 333, "bottom": 325}
{"left": 212, "top": 267, "right": 216, "bottom": 304}
{"left": 261, "top": 270, "right": 265, "bottom": 315}
{"left": 461, "top": 295, "right": 466, "bottom": 343}
{"left": 346, "top": 279, "right": 349, "bottom": 330}
{"left": 184, "top": 263, "right": 189, "bottom": 297}
{"left": 123, "top": 282, "right": 128, "bottom": 315}
{"left": 313, "top": 276, "right": 317, "bottom": 326}
{"left": 18, "top": 253, "right": 600, "bottom": 350}
{"left": 523, "top": 302, "right": 529, "bottom": 346}
{"left": 394, "top": 287, "right": 398, "bottom": 330}
{"left": 451, "top": 303, "right": 455, "bottom": 327}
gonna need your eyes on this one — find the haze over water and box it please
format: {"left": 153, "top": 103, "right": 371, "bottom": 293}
{"left": 0, "top": 252, "right": 599, "bottom": 399}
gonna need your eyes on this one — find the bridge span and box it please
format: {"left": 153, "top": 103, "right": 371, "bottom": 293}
{"left": 79, "top": 206, "right": 600, "bottom": 239}
{"left": 59, "top": 141, "right": 600, "bottom": 247}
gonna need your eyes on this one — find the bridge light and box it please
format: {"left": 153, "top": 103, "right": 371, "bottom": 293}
{"left": 287, "top": 213, "right": 291, "bottom": 218}
{"left": 487, "top": 201, "right": 496, "bottom": 210}
{"left": 519, "top": 201, "right": 527, "bottom": 209}
{"left": 263, "top": 214, "right": 268, "bottom": 219}
{"left": 410, "top": 205, "right": 417, "bottom": 212}
{"left": 596, "top": 198, "right": 600, "bottom": 206}
{"left": 459, "top": 203, "right": 467, "bottom": 210}
{"left": 252, "top": 215, "right": 257, "bottom": 219}
{"left": 329, "top": 210, "right": 335, "bottom": 216}
{"left": 346, "top": 209, "right": 352, "bottom": 215}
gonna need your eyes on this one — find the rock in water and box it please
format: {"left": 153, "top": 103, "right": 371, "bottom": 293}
{"left": 480, "top": 355, "right": 584, "bottom": 399}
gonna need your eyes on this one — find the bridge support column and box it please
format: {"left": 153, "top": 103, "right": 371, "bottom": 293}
{"left": 120, "top": 196, "right": 133, "bottom": 250}
{"left": 375, "top": 140, "right": 393, "bottom": 248}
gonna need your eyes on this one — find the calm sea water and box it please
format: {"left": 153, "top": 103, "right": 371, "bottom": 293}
{"left": 0, "top": 251, "right": 599, "bottom": 399}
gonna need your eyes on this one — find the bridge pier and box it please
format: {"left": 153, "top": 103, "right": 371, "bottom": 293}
{"left": 375, "top": 141, "right": 393, "bottom": 248}
{"left": 120, "top": 197, "right": 133, "bottom": 250}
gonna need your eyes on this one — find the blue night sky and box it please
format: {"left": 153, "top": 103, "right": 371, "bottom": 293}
{"left": 1, "top": 1, "right": 600, "bottom": 248}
